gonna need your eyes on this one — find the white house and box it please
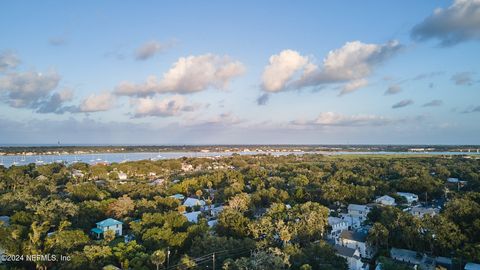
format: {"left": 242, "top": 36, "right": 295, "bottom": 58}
{"left": 348, "top": 204, "right": 371, "bottom": 221}
{"left": 396, "top": 192, "right": 418, "bottom": 204}
{"left": 410, "top": 206, "right": 439, "bottom": 218}
{"left": 209, "top": 205, "right": 224, "bottom": 217}
{"left": 181, "top": 163, "right": 194, "bottom": 172}
{"left": 337, "top": 230, "right": 372, "bottom": 258}
{"left": 91, "top": 218, "right": 123, "bottom": 239}
{"left": 328, "top": 217, "right": 349, "bottom": 238}
{"left": 183, "top": 211, "right": 201, "bottom": 223}
{"left": 334, "top": 245, "right": 368, "bottom": 270}
{"left": 375, "top": 195, "right": 396, "bottom": 206}
{"left": 150, "top": 178, "right": 165, "bottom": 186}
{"left": 183, "top": 197, "right": 206, "bottom": 208}
{"left": 72, "top": 169, "right": 84, "bottom": 178}
{"left": 117, "top": 172, "right": 128, "bottom": 180}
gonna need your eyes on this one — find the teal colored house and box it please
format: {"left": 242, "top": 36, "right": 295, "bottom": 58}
{"left": 91, "top": 218, "right": 123, "bottom": 239}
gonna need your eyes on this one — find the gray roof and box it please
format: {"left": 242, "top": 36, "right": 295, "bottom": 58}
{"left": 348, "top": 204, "right": 370, "bottom": 211}
{"left": 411, "top": 207, "right": 439, "bottom": 214}
{"left": 340, "top": 230, "right": 367, "bottom": 242}
{"left": 334, "top": 245, "right": 358, "bottom": 258}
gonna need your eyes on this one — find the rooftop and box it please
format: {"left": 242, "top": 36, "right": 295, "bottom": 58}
{"left": 348, "top": 204, "right": 370, "bottom": 211}
{"left": 96, "top": 218, "right": 123, "bottom": 227}
{"left": 465, "top": 263, "right": 480, "bottom": 270}
{"left": 334, "top": 244, "right": 360, "bottom": 259}
{"left": 340, "top": 230, "right": 367, "bottom": 242}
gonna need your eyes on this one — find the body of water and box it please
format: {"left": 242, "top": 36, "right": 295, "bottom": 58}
{"left": 0, "top": 150, "right": 478, "bottom": 167}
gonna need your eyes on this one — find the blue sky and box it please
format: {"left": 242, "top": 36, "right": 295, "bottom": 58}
{"left": 0, "top": 0, "right": 479, "bottom": 145}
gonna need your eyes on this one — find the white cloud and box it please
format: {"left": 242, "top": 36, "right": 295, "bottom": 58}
{"left": 79, "top": 92, "right": 115, "bottom": 112}
{"left": 115, "top": 54, "right": 245, "bottom": 96}
{"left": 339, "top": 79, "right": 368, "bottom": 95}
{"left": 0, "top": 70, "right": 61, "bottom": 108}
{"left": 131, "top": 95, "right": 197, "bottom": 117}
{"left": 411, "top": 0, "right": 480, "bottom": 46}
{"left": 292, "top": 112, "right": 392, "bottom": 127}
{"left": 0, "top": 51, "right": 20, "bottom": 72}
{"left": 261, "top": 40, "right": 402, "bottom": 95}
{"left": 135, "top": 40, "right": 175, "bottom": 60}
{"left": 261, "top": 50, "right": 316, "bottom": 92}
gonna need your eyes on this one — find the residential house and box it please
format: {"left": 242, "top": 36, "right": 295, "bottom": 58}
{"left": 435, "top": 257, "right": 453, "bottom": 270}
{"left": 447, "top": 178, "right": 468, "bottom": 190}
{"left": 150, "top": 178, "right": 165, "bottom": 186}
{"left": 181, "top": 163, "right": 194, "bottom": 172}
{"left": 396, "top": 192, "right": 419, "bottom": 204}
{"left": 328, "top": 217, "right": 349, "bottom": 238}
{"left": 410, "top": 206, "right": 440, "bottom": 218}
{"left": 117, "top": 172, "right": 128, "bottom": 180}
{"left": 72, "top": 169, "right": 84, "bottom": 178}
{"left": 183, "top": 197, "right": 206, "bottom": 209}
{"left": 90, "top": 218, "right": 123, "bottom": 239}
{"left": 334, "top": 245, "right": 368, "bottom": 270}
{"left": 465, "top": 263, "right": 480, "bottom": 270}
{"left": 183, "top": 211, "right": 201, "bottom": 223}
{"left": 336, "top": 230, "right": 372, "bottom": 258}
{"left": 207, "top": 219, "right": 218, "bottom": 228}
{"left": 209, "top": 205, "right": 224, "bottom": 217}
{"left": 347, "top": 204, "right": 371, "bottom": 221}
{"left": 375, "top": 195, "right": 396, "bottom": 206}
{"left": 390, "top": 248, "right": 435, "bottom": 270}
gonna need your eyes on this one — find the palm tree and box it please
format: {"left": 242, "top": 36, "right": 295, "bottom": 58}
{"left": 151, "top": 249, "right": 166, "bottom": 270}
{"left": 367, "top": 222, "right": 389, "bottom": 251}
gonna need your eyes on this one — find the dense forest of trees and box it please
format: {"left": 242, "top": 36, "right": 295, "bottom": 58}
{"left": 0, "top": 154, "right": 479, "bottom": 269}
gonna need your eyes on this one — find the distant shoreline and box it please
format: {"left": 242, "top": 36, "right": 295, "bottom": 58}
{"left": 1, "top": 144, "right": 479, "bottom": 156}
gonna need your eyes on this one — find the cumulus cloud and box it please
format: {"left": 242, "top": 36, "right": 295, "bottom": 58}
{"left": 384, "top": 84, "right": 402, "bottom": 95}
{"left": 115, "top": 54, "right": 245, "bottom": 96}
{"left": 261, "top": 49, "right": 317, "bottom": 92}
{"left": 0, "top": 51, "right": 20, "bottom": 72}
{"left": 340, "top": 79, "right": 368, "bottom": 95}
{"left": 36, "top": 88, "right": 74, "bottom": 114}
{"left": 411, "top": 0, "right": 480, "bottom": 46}
{"left": 392, "top": 99, "right": 414, "bottom": 109}
{"left": 78, "top": 92, "right": 115, "bottom": 112}
{"left": 292, "top": 112, "right": 392, "bottom": 127}
{"left": 135, "top": 40, "right": 176, "bottom": 61}
{"left": 423, "top": 100, "right": 443, "bottom": 107}
{"left": 261, "top": 40, "right": 402, "bottom": 95}
{"left": 256, "top": 93, "right": 270, "bottom": 106}
{"left": 451, "top": 72, "right": 474, "bottom": 85}
{"left": 0, "top": 70, "right": 61, "bottom": 107}
{"left": 131, "top": 95, "right": 198, "bottom": 117}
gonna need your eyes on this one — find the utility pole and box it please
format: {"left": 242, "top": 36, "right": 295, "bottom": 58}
{"left": 212, "top": 252, "right": 216, "bottom": 270}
